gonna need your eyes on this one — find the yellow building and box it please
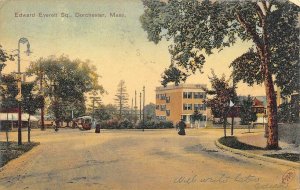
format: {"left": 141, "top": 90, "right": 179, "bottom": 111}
{"left": 155, "top": 84, "right": 208, "bottom": 127}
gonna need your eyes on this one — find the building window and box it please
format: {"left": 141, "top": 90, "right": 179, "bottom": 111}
{"left": 194, "top": 92, "right": 205, "bottom": 99}
{"left": 156, "top": 105, "right": 160, "bottom": 110}
{"left": 160, "top": 94, "right": 166, "bottom": 100}
{"left": 194, "top": 104, "right": 200, "bottom": 110}
{"left": 183, "top": 92, "right": 192, "bottom": 99}
{"left": 160, "top": 105, "right": 166, "bottom": 111}
{"left": 166, "top": 96, "right": 170, "bottom": 103}
{"left": 183, "top": 104, "right": 192, "bottom": 110}
{"left": 166, "top": 110, "right": 170, "bottom": 116}
{"left": 194, "top": 104, "right": 206, "bottom": 110}
{"left": 156, "top": 94, "right": 160, "bottom": 99}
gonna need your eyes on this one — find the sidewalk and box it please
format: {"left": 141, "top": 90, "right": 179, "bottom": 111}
{"left": 236, "top": 131, "right": 300, "bottom": 155}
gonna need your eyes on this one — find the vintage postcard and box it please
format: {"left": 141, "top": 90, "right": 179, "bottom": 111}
{"left": 0, "top": 0, "right": 299, "bottom": 189}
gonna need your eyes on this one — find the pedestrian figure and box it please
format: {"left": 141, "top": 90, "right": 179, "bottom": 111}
{"left": 177, "top": 119, "right": 186, "bottom": 136}
{"left": 53, "top": 122, "right": 59, "bottom": 132}
{"left": 95, "top": 124, "right": 101, "bottom": 133}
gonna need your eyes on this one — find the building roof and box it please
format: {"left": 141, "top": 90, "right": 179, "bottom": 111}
{"left": 156, "top": 83, "right": 207, "bottom": 91}
{"left": 253, "top": 97, "right": 264, "bottom": 107}
{"left": 0, "top": 113, "right": 39, "bottom": 121}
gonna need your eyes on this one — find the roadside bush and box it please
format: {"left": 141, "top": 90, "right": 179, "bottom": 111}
{"left": 137, "top": 120, "right": 174, "bottom": 129}
{"left": 100, "top": 119, "right": 119, "bottom": 129}
{"left": 118, "top": 119, "right": 134, "bottom": 129}
{"left": 100, "top": 119, "right": 134, "bottom": 129}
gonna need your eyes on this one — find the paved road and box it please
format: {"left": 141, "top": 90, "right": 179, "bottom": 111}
{"left": 0, "top": 129, "right": 299, "bottom": 190}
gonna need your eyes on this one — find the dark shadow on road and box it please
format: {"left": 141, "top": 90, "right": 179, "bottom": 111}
{"left": 219, "top": 136, "right": 265, "bottom": 150}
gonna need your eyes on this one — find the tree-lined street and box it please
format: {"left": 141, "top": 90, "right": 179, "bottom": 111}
{"left": 0, "top": 129, "right": 298, "bottom": 190}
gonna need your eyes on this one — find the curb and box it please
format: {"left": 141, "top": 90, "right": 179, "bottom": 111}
{"left": 215, "top": 139, "right": 300, "bottom": 168}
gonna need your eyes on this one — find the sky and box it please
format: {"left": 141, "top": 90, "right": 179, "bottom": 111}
{"left": 1, "top": 0, "right": 299, "bottom": 105}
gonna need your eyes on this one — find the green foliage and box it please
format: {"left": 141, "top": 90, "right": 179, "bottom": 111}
{"left": 140, "top": 0, "right": 299, "bottom": 147}
{"left": 21, "top": 82, "right": 44, "bottom": 115}
{"left": 191, "top": 109, "right": 203, "bottom": 122}
{"left": 114, "top": 80, "right": 129, "bottom": 119}
{"left": 94, "top": 104, "right": 118, "bottom": 121}
{"left": 0, "top": 45, "right": 14, "bottom": 73}
{"left": 138, "top": 120, "right": 174, "bottom": 129}
{"left": 27, "top": 55, "right": 104, "bottom": 122}
{"left": 100, "top": 119, "right": 119, "bottom": 129}
{"left": 144, "top": 103, "right": 156, "bottom": 121}
{"left": 0, "top": 74, "right": 18, "bottom": 109}
{"left": 141, "top": 0, "right": 299, "bottom": 95}
{"left": 118, "top": 119, "right": 134, "bottom": 129}
{"left": 161, "top": 65, "right": 189, "bottom": 87}
{"left": 203, "top": 71, "right": 237, "bottom": 119}
{"left": 239, "top": 95, "right": 257, "bottom": 125}
{"left": 278, "top": 102, "right": 299, "bottom": 123}
{"left": 230, "top": 49, "right": 262, "bottom": 86}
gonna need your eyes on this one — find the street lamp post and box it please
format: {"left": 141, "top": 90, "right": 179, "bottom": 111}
{"left": 142, "top": 86, "right": 145, "bottom": 132}
{"left": 17, "top": 37, "right": 31, "bottom": 145}
{"left": 40, "top": 68, "right": 45, "bottom": 130}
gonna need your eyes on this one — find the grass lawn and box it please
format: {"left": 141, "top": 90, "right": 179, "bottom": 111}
{"left": 218, "top": 136, "right": 265, "bottom": 150}
{"left": 218, "top": 136, "right": 300, "bottom": 163}
{"left": 264, "top": 153, "right": 300, "bottom": 162}
{"left": 0, "top": 141, "right": 39, "bottom": 167}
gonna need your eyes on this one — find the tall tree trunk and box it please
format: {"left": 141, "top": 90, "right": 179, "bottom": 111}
{"left": 231, "top": 116, "right": 234, "bottom": 136}
{"left": 28, "top": 115, "right": 31, "bottom": 143}
{"left": 223, "top": 115, "right": 227, "bottom": 137}
{"left": 257, "top": 3, "right": 278, "bottom": 149}
{"left": 259, "top": 39, "right": 278, "bottom": 149}
{"left": 264, "top": 70, "right": 278, "bottom": 149}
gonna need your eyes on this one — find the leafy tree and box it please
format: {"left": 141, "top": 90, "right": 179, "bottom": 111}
{"left": 191, "top": 109, "right": 203, "bottom": 128}
{"left": 0, "top": 75, "right": 44, "bottom": 142}
{"left": 278, "top": 102, "right": 299, "bottom": 123}
{"left": 202, "top": 71, "right": 237, "bottom": 137}
{"left": 144, "top": 103, "right": 156, "bottom": 121}
{"left": 239, "top": 95, "right": 257, "bottom": 132}
{"left": 27, "top": 55, "right": 104, "bottom": 126}
{"left": 0, "top": 45, "right": 14, "bottom": 77}
{"left": 140, "top": 0, "right": 299, "bottom": 149}
{"left": 94, "top": 104, "right": 118, "bottom": 121}
{"left": 0, "top": 46, "right": 15, "bottom": 109}
{"left": 21, "top": 82, "right": 44, "bottom": 142}
{"left": 0, "top": 74, "right": 18, "bottom": 110}
{"left": 114, "top": 80, "right": 129, "bottom": 119}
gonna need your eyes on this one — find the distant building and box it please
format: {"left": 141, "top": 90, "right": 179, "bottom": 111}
{"left": 155, "top": 84, "right": 208, "bottom": 127}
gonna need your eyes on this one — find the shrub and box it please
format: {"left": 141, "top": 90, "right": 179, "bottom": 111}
{"left": 138, "top": 120, "right": 174, "bottom": 129}
{"left": 118, "top": 119, "right": 134, "bottom": 129}
{"left": 100, "top": 119, "right": 119, "bottom": 129}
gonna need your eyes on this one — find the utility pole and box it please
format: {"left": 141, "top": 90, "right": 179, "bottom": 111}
{"left": 231, "top": 70, "right": 235, "bottom": 136}
{"left": 17, "top": 37, "right": 31, "bottom": 145}
{"left": 134, "top": 90, "right": 137, "bottom": 123}
{"left": 131, "top": 98, "right": 133, "bottom": 122}
{"left": 142, "top": 86, "right": 145, "bottom": 132}
{"left": 139, "top": 92, "right": 142, "bottom": 121}
{"left": 40, "top": 69, "right": 45, "bottom": 130}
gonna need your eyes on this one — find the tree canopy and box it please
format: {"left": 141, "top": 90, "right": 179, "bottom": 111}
{"left": 141, "top": 0, "right": 299, "bottom": 94}
{"left": 27, "top": 55, "right": 104, "bottom": 122}
{"left": 114, "top": 80, "right": 129, "bottom": 119}
{"left": 140, "top": 0, "right": 299, "bottom": 149}
{"left": 239, "top": 95, "right": 257, "bottom": 125}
